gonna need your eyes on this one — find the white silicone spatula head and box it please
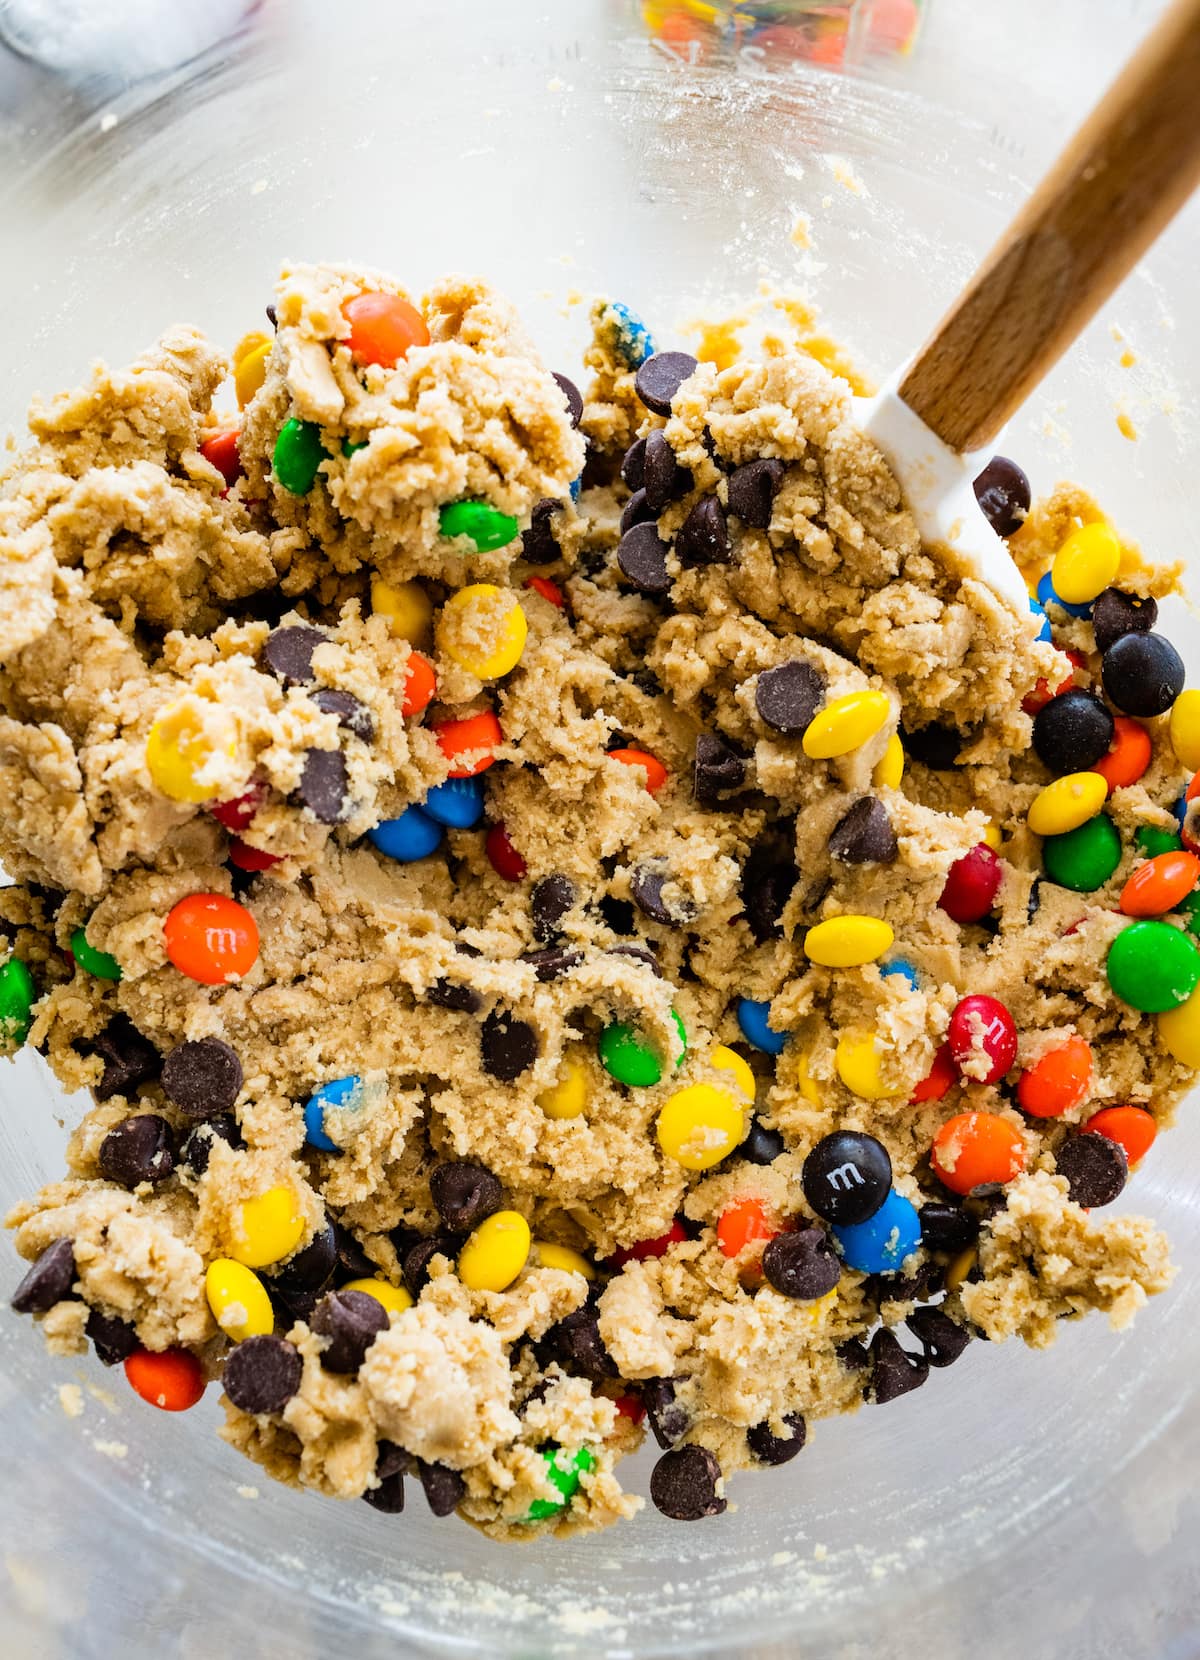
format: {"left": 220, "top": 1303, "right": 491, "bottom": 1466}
{"left": 854, "top": 0, "right": 1200, "bottom": 614}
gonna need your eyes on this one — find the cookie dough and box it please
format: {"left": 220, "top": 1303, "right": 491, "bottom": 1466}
{"left": 2, "top": 263, "right": 1192, "bottom": 1538}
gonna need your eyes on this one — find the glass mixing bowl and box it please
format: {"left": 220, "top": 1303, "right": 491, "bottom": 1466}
{"left": 2, "top": 2, "right": 1199, "bottom": 1655}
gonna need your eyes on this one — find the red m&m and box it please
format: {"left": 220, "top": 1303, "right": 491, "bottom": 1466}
{"left": 947, "top": 995, "right": 1017, "bottom": 1085}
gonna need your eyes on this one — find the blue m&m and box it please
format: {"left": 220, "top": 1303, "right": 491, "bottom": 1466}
{"left": 423, "top": 777, "right": 485, "bottom": 829}
{"left": 832, "top": 1188, "right": 921, "bottom": 1274}
{"left": 607, "top": 301, "right": 656, "bottom": 369}
{"left": 881, "top": 957, "right": 919, "bottom": 990}
{"left": 304, "top": 1075, "right": 361, "bottom": 1152}
{"left": 368, "top": 805, "right": 443, "bottom": 861}
{"left": 736, "top": 997, "right": 788, "bottom": 1056}
{"left": 1036, "top": 570, "right": 1091, "bottom": 621}
{"left": 1029, "top": 595, "right": 1052, "bottom": 643}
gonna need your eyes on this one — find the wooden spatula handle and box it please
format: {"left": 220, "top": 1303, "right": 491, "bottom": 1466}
{"left": 899, "top": 0, "right": 1200, "bottom": 455}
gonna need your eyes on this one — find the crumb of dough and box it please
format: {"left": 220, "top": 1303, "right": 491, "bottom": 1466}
{"left": 2, "top": 262, "right": 1193, "bottom": 1541}
{"left": 58, "top": 1382, "right": 84, "bottom": 1418}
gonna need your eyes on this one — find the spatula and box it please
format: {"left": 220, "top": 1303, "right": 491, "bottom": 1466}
{"left": 856, "top": 0, "right": 1200, "bottom": 615}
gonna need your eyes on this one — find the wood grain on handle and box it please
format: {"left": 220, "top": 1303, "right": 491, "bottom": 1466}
{"left": 899, "top": 0, "right": 1200, "bottom": 454}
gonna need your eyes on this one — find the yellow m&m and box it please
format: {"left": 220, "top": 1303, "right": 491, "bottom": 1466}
{"left": 1052, "top": 521, "right": 1120, "bottom": 605}
{"left": 803, "top": 690, "right": 891, "bottom": 759}
{"left": 708, "top": 1044, "right": 755, "bottom": 1102}
{"left": 872, "top": 732, "right": 904, "bottom": 789}
{"left": 1169, "top": 689, "right": 1200, "bottom": 772}
{"left": 234, "top": 336, "right": 272, "bottom": 409}
{"left": 1158, "top": 983, "right": 1200, "bottom": 1067}
{"left": 1027, "top": 772, "right": 1107, "bottom": 837}
{"left": 655, "top": 1083, "right": 744, "bottom": 1171}
{"left": 371, "top": 576, "right": 433, "bottom": 645}
{"left": 437, "top": 584, "right": 528, "bottom": 680}
{"left": 835, "top": 1032, "right": 890, "bottom": 1099}
{"left": 341, "top": 1277, "right": 413, "bottom": 1315}
{"left": 805, "top": 915, "right": 894, "bottom": 968}
{"left": 146, "top": 701, "right": 238, "bottom": 805}
{"left": 533, "top": 1242, "right": 595, "bottom": 1280}
{"left": 205, "top": 1259, "right": 274, "bottom": 1341}
{"left": 229, "top": 1186, "right": 306, "bottom": 1269}
{"left": 458, "top": 1210, "right": 531, "bottom": 1292}
{"left": 538, "top": 1056, "right": 588, "bottom": 1119}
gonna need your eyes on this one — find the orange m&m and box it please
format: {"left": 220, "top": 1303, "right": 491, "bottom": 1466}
{"left": 124, "top": 1347, "right": 206, "bottom": 1411}
{"left": 931, "top": 1111, "right": 1026, "bottom": 1196}
{"left": 1085, "top": 1105, "right": 1157, "bottom": 1167}
{"left": 434, "top": 710, "right": 502, "bottom": 777}
{"left": 1120, "top": 850, "right": 1200, "bottom": 917}
{"left": 717, "top": 1197, "right": 778, "bottom": 1260}
{"left": 1016, "top": 1034, "right": 1092, "bottom": 1118}
{"left": 610, "top": 747, "right": 667, "bottom": 795}
{"left": 401, "top": 650, "right": 437, "bottom": 718}
{"left": 342, "top": 291, "right": 429, "bottom": 368}
{"left": 1093, "top": 716, "right": 1152, "bottom": 793}
{"left": 164, "top": 894, "right": 259, "bottom": 985}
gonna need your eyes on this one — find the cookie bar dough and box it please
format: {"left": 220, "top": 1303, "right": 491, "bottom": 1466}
{"left": 2, "top": 264, "right": 1192, "bottom": 1537}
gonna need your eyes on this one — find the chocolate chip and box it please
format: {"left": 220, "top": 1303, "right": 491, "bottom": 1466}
{"left": 869, "top": 1328, "right": 930, "bottom": 1403}
{"left": 333, "top": 1221, "right": 376, "bottom": 1280}
{"left": 918, "top": 1202, "right": 979, "bottom": 1254}
{"left": 762, "top": 1228, "right": 841, "bottom": 1299}
{"left": 634, "top": 351, "right": 699, "bottom": 416}
{"left": 1056, "top": 1132, "right": 1128, "bottom": 1207}
{"left": 431, "top": 1162, "right": 502, "bottom": 1232}
{"left": 1032, "top": 689, "right": 1114, "bottom": 775}
{"left": 427, "top": 977, "right": 482, "bottom": 1013}
{"left": 599, "top": 895, "right": 636, "bottom": 935}
{"left": 650, "top": 1445, "right": 726, "bottom": 1520}
{"left": 905, "top": 1307, "right": 971, "bottom": 1368}
{"left": 363, "top": 1469, "right": 406, "bottom": 1514}
{"left": 727, "top": 458, "right": 785, "bottom": 528}
{"left": 265, "top": 303, "right": 278, "bottom": 329}
{"left": 971, "top": 455, "right": 1031, "bottom": 538}
{"left": 746, "top": 1412, "right": 806, "bottom": 1466}
{"left": 1027, "top": 879, "right": 1043, "bottom": 923}
{"left": 828, "top": 797, "right": 898, "bottom": 865}
{"left": 531, "top": 874, "right": 576, "bottom": 942}
{"left": 12, "top": 1238, "right": 76, "bottom": 1314}
{"left": 742, "top": 1118, "right": 785, "bottom": 1165}
{"left": 298, "top": 748, "right": 348, "bottom": 824}
{"left": 85, "top": 1308, "right": 139, "bottom": 1365}
{"left": 862, "top": 1261, "right": 945, "bottom": 1308}
{"left": 802, "top": 1132, "right": 892, "bottom": 1225}
{"left": 642, "top": 430, "right": 678, "bottom": 513}
{"left": 838, "top": 1338, "right": 870, "bottom": 1373}
{"left": 1102, "top": 632, "right": 1185, "bottom": 718}
{"left": 741, "top": 846, "right": 797, "bottom": 943}
{"left": 620, "top": 437, "right": 647, "bottom": 492}
{"left": 481, "top": 1011, "right": 538, "bottom": 1080}
{"left": 311, "top": 688, "right": 375, "bottom": 743}
{"left": 417, "top": 1460, "right": 466, "bottom": 1517}
{"left": 606, "top": 942, "right": 663, "bottom": 977}
{"left": 643, "top": 1377, "right": 690, "bottom": 1449}
{"left": 631, "top": 866, "right": 696, "bottom": 927}
{"left": 270, "top": 1220, "right": 338, "bottom": 1297}
{"left": 98, "top": 1115, "right": 175, "bottom": 1187}
{"left": 224, "top": 1334, "right": 303, "bottom": 1414}
{"left": 900, "top": 722, "right": 965, "bottom": 770}
{"left": 375, "top": 1440, "right": 412, "bottom": 1482}
{"left": 677, "top": 496, "right": 730, "bottom": 567}
{"left": 693, "top": 734, "right": 746, "bottom": 806}
{"left": 402, "top": 1235, "right": 456, "bottom": 1296}
{"left": 1091, "top": 587, "right": 1158, "bottom": 654}
{"left": 178, "top": 1114, "right": 243, "bottom": 1175}
{"left": 455, "top": 941, "right": 484, "bottom": 959}
{"left": 311, "top": 1288, "right": 390, "bottom": 1373}
{"left": 521, "top": 947, "right": 582, "bottom": 981}
{"left": 754, "top": 660, "right": 825, "bottom": 736}
{"left": 89, "top": 1015, "right": 160, "bottom": 1102}
{"left": 521, "top": 498, "right": 562, "bottom": 566}
{"left": 161, "top": 1037, "right": 243, "bottom": 1119}
{"left": 264, "top": 625, "right": 327, "bottom": 685}
{"left": 619, "top": 488, "right": 655, "bottom": 536}
{"left": 553, "top": 372, "right": 583, "bottom": 429}
{"left": 540, "top": 1306, "right": 617, "bottom": 1383}
{"left": 617, "top": 522, "right": 672, "bottom": 595}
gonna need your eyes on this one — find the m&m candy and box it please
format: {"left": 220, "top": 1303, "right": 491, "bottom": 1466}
{"left": 164, "top": 894, "right": 259, "bottom": 985}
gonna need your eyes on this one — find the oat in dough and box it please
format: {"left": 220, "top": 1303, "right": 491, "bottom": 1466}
{"left": 1, "top": 264, "right": 1191, "bottom": 1539}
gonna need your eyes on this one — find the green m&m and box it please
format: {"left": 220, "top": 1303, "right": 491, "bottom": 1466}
{"left": 525, "top": 1445, "right": 595, "bottom": 1522}
{"left": 438, "top": 499, "right": 519, "bottom": 552}
{"left": 1107, "top": 919, "right": 1200, "bottom": 1012}
{"left": 1042, "top": 815, "right": 1121, "bottom": 893}
{"left": 273, "top": 418, "right": 325, "bottom": 494}
{"left": 71, "top": 927, "right": 121, "bottom": 981}
{"left": 1136, "top": 825, "right": 1184, "bottom": 859}
{"left": 0, "top": 958, "right": 36, "bottom": 1046}
{"left": 598, "top": 1010, "right": 687, "bottom": 1088}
